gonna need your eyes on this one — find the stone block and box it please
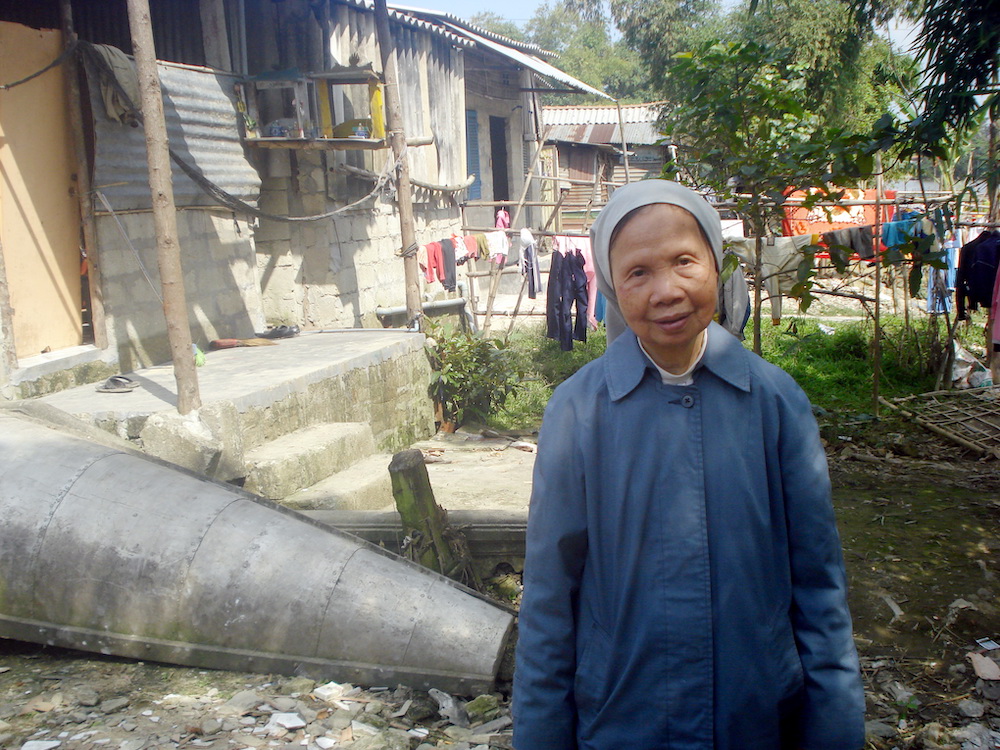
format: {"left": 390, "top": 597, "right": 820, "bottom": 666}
{"left": 139, "top": 410, "right": 224, "bottom": 477}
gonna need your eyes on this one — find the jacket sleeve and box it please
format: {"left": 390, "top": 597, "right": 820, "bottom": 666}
{"left": 777, "top": 381, "right": 865, "bottom": 750}
{"left": 512, "top": 390, "right": 588, "bottom": 750}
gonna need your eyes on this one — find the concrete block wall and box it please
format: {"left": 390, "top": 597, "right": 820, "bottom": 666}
{"left": 95, "top": 209, "right": 265, "bottom": 372}
{"left": 255, "top": 150, "right": 463, "bottom": 330}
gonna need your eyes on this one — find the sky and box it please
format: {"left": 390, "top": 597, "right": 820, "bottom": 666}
{"left": 400, "top": 0, "right": 920, "bottom": 54}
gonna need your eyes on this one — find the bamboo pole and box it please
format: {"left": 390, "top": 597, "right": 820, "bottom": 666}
{"left": 125, "top": 0, "right": 201, "bottom": 414}
{"left": 481, "top": 128, "right": 549, "bottom": 336}
{"left": 504, "top": 185, "right": 570, "bottom": 340}
{"left": 60, "top": 0, "right": 107, "bottom": 351}
{"left": 373, "top": 0, "right": 422, "bottom": 328}
{"left": 615, "top": 99, "right": 630, "bottom": 184}
{"left": 873, "top": 156, "right": 884, "bottom": 415}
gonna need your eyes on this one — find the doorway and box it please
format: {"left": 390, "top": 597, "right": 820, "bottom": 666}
{"left": 489, "top": 115, "right": 509, "bottom": 202}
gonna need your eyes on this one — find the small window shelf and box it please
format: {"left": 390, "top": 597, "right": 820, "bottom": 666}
{"left": 237, "top": 64, "right": 387, "bottom": 151}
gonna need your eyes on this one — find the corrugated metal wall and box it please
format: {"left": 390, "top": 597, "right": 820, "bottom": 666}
{"left": 87, "top": 60, "right": 261, "bottom": 211}
{"left": 73, "top": 0, "right": 206, "bottom": 66}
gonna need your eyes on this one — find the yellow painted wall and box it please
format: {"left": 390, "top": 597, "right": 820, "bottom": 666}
{"left": 0, "top": 21, "right": 83, "bottom": 358}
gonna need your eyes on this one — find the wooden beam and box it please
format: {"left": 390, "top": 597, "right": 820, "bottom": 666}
{"left": 126, "top": 0, "right": 201, "bottom": 414}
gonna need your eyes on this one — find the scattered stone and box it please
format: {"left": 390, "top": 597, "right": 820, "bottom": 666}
{"left": 464, "top": 694, "right": 501, "bottom": 725}
{"left": 865, "top": 720, "right": 898, "bottom": 739}
{"left": 405, "top": 694, "right": 437, "bottom": 722}
{"left": 217, "top": 690, "right": 262, "bottom": 716}
{"left": 20, "top": 742, "right": 62, "bottom": 750}
{"left": 473, "top": 714, "right": 512, "bottom": 734}
{"left": 200, "top": 717, "right": 222, "bottom": 735}
{"left": 429, "top": 688, "right": 470, "bottom": 728}
{"left": 278, "top": 677, "right": 316, "bottom": 695}
{"left": 268, "top": 696, "right": 298, "bottom": 712}
{"left": 265, "top": 712, "right": 306, "bottom": 732}
{"left": 313, "top": 681, "right": 348, "bottom": 703}
{"left": 73, "top": 688, "right": 99, "bottom": 708}
{"left": 349, "top": 729, "right": 410, "bottom": 750}
{"left": 98, "top": 698, "right": 128, "bottom": 714}
{"left": 958, "top": 699, "right": 986, "bottom": 718}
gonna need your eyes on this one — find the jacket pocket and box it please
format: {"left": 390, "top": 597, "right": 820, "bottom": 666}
{"left": 574, "top": 617, "right": 613, "bottom": 718}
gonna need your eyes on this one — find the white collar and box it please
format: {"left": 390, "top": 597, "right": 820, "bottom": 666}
{"left": 639, "top": 327, "right": 709, "bottom": 386}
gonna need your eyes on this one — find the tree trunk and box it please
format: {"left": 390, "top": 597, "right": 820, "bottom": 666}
{"left": 372, "top": 0, "right": 422, "bottom": 329}
{"left": 125, "top": 0, "right": 201, "bottom": 414}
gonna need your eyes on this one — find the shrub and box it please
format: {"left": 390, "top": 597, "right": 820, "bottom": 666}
{"left": 425, "top": 322, "right": 524, "bottom": 427}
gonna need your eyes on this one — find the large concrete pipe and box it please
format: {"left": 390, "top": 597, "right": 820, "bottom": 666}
{"left": 0, "top": 410, "right": 514, "bottom": 695}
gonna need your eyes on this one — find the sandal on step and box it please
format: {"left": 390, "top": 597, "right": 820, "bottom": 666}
{"left": 96, "top": 375, "right": 140, "bottom": 393}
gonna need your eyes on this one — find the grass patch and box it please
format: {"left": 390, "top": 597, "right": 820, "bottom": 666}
{"left": 485, "top": 312, "right": 988, "bottom": 429}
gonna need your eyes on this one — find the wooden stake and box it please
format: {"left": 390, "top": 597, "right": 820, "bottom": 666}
{"left": 373, "top": 0, "right": 422, "bottom": 328}
{"left": 60, "top": 0, "right": 107, "bottom": 351}
{"left": 873, "top": 155, "right": 884, "bottom": 414}
{"left": 126, "top": 0, "right": 201, "bottom": 414}
{"left": 389, "top": 449, "right": 456, "bottom": 576}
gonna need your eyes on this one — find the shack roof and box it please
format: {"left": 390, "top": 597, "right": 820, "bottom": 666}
{"left": 339, "top": 1, "right": 611, "bottom": 99}
{"left": 543, "top": 103, "right": 667, "bottom": 145}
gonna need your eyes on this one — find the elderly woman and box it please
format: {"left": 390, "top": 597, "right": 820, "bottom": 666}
{"left": 512, "top": 181, "right": 864, "bottom": 750}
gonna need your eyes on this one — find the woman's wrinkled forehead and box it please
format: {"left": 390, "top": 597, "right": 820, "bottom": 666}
{"left": 609, "top": 204, "right": 713, "bottom": 262}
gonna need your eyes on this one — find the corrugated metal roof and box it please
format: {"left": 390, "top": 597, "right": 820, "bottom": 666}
{"left": 88, "top": 60, "right": 261, "bottom": 212}
{"left": 440, "top": 21, "right": 611, "bottom": 100}
{"left": 333, "top": 1, "right": 606, "bottom": 97}
{"left": 391, "top": 4, "right": 555, "bottom": 57}
{"left": 542, "top": 103, "right": 666, "bottom": 144}
{"left": 332, "top": 0, "right": 474, "bottom": 47}
{"left": 544, "top": 102, "right": 663, "bottom": 123}
{"left": 546, "top": 120, "right": 664, "bottom": 146}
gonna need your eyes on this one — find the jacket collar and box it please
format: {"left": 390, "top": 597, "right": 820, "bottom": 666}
{"left": 605, "top": 322, "right": 751, "bottom": 401}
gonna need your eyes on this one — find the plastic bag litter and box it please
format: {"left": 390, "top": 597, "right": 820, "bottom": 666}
{"left": 952, "top": 341, "right": 993, "bottom": 389}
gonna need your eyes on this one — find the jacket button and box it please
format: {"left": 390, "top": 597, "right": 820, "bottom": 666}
{"left": 681, "top": 395, "right": 695, "bottom": 408}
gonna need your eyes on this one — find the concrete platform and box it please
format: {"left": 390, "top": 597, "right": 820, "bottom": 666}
{"left": 36, "top": 329, "right": 426, "bottom": 425}
{"left": 34, "top": 329, "right": 437, "bottom": 493}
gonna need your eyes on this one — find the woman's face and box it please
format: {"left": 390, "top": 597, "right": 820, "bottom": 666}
{"left": 610, "top": 203, "right": 718, "bottom": 374}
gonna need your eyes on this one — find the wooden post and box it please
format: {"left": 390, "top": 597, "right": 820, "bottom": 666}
{"left": 0, "top": 241, "right": 18, "bottom": 378}
{"left": 125, "top": 0, "right": 201, "bottom": 414}
{"left": 60, "top": 0, "right": 107, "bottom": 351}
{"left": 615, "top": 99, "right": 630, "bottom": 184}
{"left": 873, "top": 157, "right": 884, "bottom": 413}
{"left": 373, "top": 0, "right": 422, "bottom": 329}
{"left": 199, "top": 0, "right": 232, "bottom": 71}
{"left": 389, "top": 449, "right": 457, "bottom": 576}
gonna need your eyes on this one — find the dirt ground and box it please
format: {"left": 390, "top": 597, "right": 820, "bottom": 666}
{"left": 2, "top": 413, "right": 999, "bottom": 749}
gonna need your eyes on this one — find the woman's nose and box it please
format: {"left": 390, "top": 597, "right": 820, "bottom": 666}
{"left": 648, "top": 270, "right": 684, "bottom": 304}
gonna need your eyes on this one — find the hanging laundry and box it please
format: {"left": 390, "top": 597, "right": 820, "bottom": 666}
{"left": 991, "top": 256, "right": 1000, "bottom": 353}
{"left": 956, "top": 230, "right": 1000, "bottom": 320}
{"left": 553, "top": 236, "right": 599, "bottom": 330}
{"left": 463, "top": 234, "right": 479, "bottom": 260}
{"left": 926, "top": 226, "right": 958, "bottom": 315}
{"left": 422, "top": 240, "right": 445, "bottom": 284}
{"left": 519, "top": 229, "right": 542, "bottom": 299}
{"left": 881, "top": 210, "right": 922, "bottom": 252}
{"left": 728, "top": 235, "right": 817, "bottom": 323}
{"left": 475, "top": 233, "right": 490, "bottom": 261}
{"left": 439, "top": 237, "right": 457, "bottom": 292}
{"left": 546, "top": 243, "right": 590, "bottom": 351}
{"left": 485, "top": 231, "right": 510, "bottom": 266}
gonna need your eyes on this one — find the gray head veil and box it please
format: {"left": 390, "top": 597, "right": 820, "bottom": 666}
{"left": 589, "top": 180, "right": 749, "bottom": 343}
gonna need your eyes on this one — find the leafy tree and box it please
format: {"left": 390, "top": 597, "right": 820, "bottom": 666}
{"left": 662, "top": 39, "right": 874, "bottom": 352}
{"left": 467, "top": 12, "right": 528, "bottom": 42}
{"left": 471, "top": 2, "right": 655, "bottom": 103}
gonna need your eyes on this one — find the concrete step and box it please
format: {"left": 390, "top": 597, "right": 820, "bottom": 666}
{"left": 280, "top": 453, "right": 395, "bottom": 511}
{"left": 242, "top": 422, "right": 375, "bottom": 500}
